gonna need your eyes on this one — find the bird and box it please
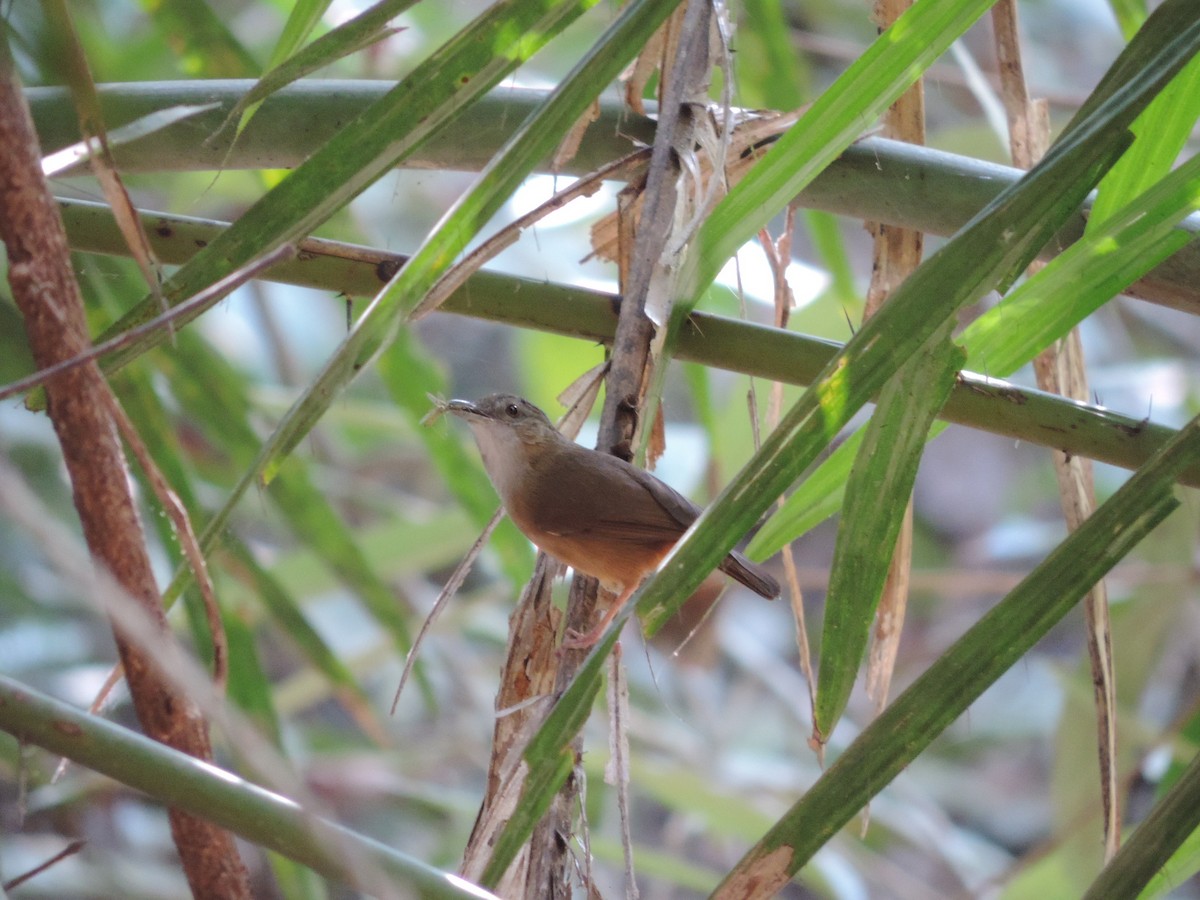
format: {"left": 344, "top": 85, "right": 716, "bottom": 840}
{"left": 441, "top": 393, "right": 780, "bottom": 648}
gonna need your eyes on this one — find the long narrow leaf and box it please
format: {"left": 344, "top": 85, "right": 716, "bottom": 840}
{"left": 87, "top": 0, "right": 606, "bottom": 376}
{"left": 814, "top": 323, "right": 964, "bottom": 739}
{"left": 1088, "top": 52, "right": 1200, "bottom": 230}
{"left": 224, "top": 541, "right": 382, "bottom": 739}
{"left": 752, "top": 116, "right": 1200, "bottom": 559}
{"left": 222, "top": 0, "right": 418, "bottom": 142}
{"left": 267, "top": 0, "right": 331, "bottom": 69}
{"left": 714, "top": 409, "right": 1200, "bottom": 898}
{"left": 142, "top": 0, "right": 258, "bottom": 77}
{"left": 1127, "top": 756, "right": 1200, "bottom": 898}
{"left": 679, "top": 0, "right": 999, "bottom": 303}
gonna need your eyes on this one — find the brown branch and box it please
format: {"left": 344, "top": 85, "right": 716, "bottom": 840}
{"left": 0, "top": 36, "right": 252, "bottom": 900}
{"left": 550, "top": 2, "right": 718, "bottom": 895}
{"left": 862, "top": 0, "right": 926, "bottom": 725}
{"left": 992, "top": 0, "right": 1119, "bottom": 862}
{"left": 756, "top": 210, "right": 819, "bottom": 721}
{"left": 106, "top": 395, "right": 228, "bottom": 691}
{"left": 599, "top": 0, "right": 714, "bottom": 461}
{"left": 460, "top": 371, "right": 606, "bottom": 896}
{"left": 409, "top": 149, "right": 651, "bottom": 322}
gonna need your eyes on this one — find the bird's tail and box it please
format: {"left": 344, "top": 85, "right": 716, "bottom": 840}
{"left": 719, "top": 551, "right": 780, "bottom": 600}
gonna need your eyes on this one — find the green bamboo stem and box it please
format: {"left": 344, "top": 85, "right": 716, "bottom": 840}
{"left": 0, "top": 675, "right": 496, "bottom": 900}
{"left": 27, "top": 81, "right": 656, "bottom": 177}
{"left": 58, "top": 197, "right": 1200, "bottom": 489}
{"left": 28, "top": 81, "right": 1200, "bottom": 315}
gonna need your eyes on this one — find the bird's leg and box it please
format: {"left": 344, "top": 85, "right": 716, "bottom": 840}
{"left": 560, "top": 583, "right": 637, "bottom": 650}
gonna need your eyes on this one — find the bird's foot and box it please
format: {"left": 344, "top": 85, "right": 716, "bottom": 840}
{"left": 558, "top": 624, "right": 608, "bottom": 652}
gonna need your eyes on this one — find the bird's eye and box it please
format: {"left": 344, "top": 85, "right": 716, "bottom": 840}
{"left": 505, "top": 403, "right": 519, "bottom": 417}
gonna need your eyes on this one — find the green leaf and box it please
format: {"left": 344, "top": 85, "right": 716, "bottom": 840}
{"left": 1088, "top": 51, "right": 1200, "bottom": 231}
{"left": 814, "top": 323, "right": 964, "bottom": 739}
{"left": 1106, "top": 0, "right": 1147, "bottom": 40}
{"left": 90, "top": 0, "right": 606, "bottom": 376}
{"left": 735, "top": 0, "right": 810, "bottom": 109}
{"left": 223, "top": 541, "right": 380, "bottom": 741}
{"left": 1086, "top": 741, "right": 1200, "bottom": 898}
{"left": 140, "top": 0, "right": 259, "bottom": 77}
{"left": 267, "top": 0, "right": 331, "bottom": 70}
{"left": 224, "top": 599, "right": 284, "bottom": 747}
{"left": 717, "top": 413, "right": 1199, "bottom": 895}
{"left": 269, "top": 456, "right": 422, "bottom": 669}
{"left": 224, "top": 1, "right": 417, "bottom": 143}
{"left": 679, "top": 0, "right": 1000, "bottom": 304}
{"left": 805, "top": 209, "right": 859, "bottom": 308}
{"left": 745, "top": 441, "right": 846, "bottom": 560}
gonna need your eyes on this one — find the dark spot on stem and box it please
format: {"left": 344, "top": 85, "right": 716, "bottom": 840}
{"left": 376, "top": 258, "right": 402, "bottom": 282}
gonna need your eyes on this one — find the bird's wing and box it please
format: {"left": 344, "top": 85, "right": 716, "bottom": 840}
{"left": 529, "top": 447, "right": 698, "bottom": 543}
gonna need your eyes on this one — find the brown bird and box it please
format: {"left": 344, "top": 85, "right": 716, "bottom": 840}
{"left": 444, "top": 394, "right": 780, "bottom": 648}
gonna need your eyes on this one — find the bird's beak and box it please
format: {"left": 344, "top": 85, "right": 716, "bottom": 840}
{"left": 446, "top": 399, "right": 484, "bottom": 420}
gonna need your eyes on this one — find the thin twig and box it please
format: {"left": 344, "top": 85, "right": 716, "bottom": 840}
{"left": 390, "top": 508, "right": 503, "bottom": 714}
{"left": 106, "top": 394, "right": 228, "bottom": 691}
{"left": 992, "top": 0, "right": 1118, "bottom": 862}
{"left": 0, "top": 244, "right": 295, "bottom": 403}
{"left": 606, "top": 644, "right": 639, "bottom": 899}
{"left": 755, "top": 207, "right": 818, "bottom": 720}
{"left": 2, "top": 839, "right": 86, "bottom": 891}
{"left": 408, "top": 149, "right": 651, "bottom": 321}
